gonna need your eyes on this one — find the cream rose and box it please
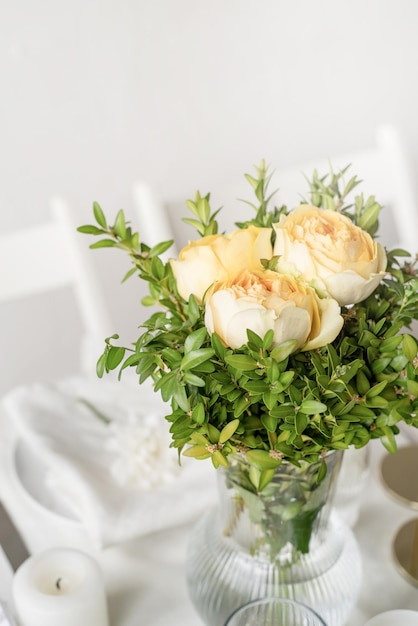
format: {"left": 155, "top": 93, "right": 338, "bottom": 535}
{"left": 170, "top": 226, "right": 272, "bottom": 302}
{"left": 204, "top": 269, "right": 343, "bottom": 351}
{"left": 273, "top": 205, "right": 387, "bottom": 306}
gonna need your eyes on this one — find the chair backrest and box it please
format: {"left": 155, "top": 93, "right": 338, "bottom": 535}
{"left": 132, "top": 182, "right": 179, "bottom": 259}
{"left": 0, "top": 198, "right": 113, "bottom": 376}
{"left": 141, "top": 125, "right": 417, "bottom": 256}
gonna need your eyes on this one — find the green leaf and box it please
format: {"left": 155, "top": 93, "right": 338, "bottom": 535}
{"left": 181, "top": 348, "right": 215, "bottom": 371}
{"left": 243, "top": 380, "right": 266, "bottom": 394}
{"left": 183, "top": 372, "right": 206, "bottom": 387}
{"left": 187, "top": 295, "right": 201, "bottom": 323}
{"left": 141, "top": 296, "right": 157, "bottom": 306}
{"left": 391, "top": 355, "right": 409, "bottom": 372}
{"left": 381, "top": 427, "right": 398, "bottom": 454}
{"left": 190, "top": 432, "right": 209, "bottom": 445}
{"left": 120, "top": 353, "right": 141, "bottom": 370}
{"left": 151, "top": 255, "right": 165, "bottom": 280}
{"left": 182, "top": 217, "right": 205, "bottom": 235}
{"left": 403, "top": 334, "right": 418, "bottom": 362}
{"left": 358, "top": 202, "right": 381, "bottom": 232}
{"left": 212, "top": 450, "right": 228, "bottom": 468}
{"left": 407, "top": 380, "right": 418, "bottom": 398}
{"left": 106, "top": 346, "right": 125, "bottom": 370}
{"left": 93, "top": 201, "right": 107, "bottom": 228}
{"left": 191, "top": 404, "right": 206, "bottom": 424}
{"left": 330, "top": 440, "right": 349, "bottom": 450}
{"left": 149, "top": 240, "right": 173, "bottom": 257}
{"left": 321, "top": 194, "right": 336, "bottom": 210}
{"left": 173, "top": 384, "right": 189, "bottom": 412}
{"left": 366, "top": 380, "right": 388, "bottom": 398}
{"left": 114, "top": 209, "right": 127, "bottom": 239}
{"left": 262, "top": 329, "right": 274, "bottom": 350}
{"left": 206, "top": 423, "right": 221, "bottom": 443}
{"left": 77, "top": 224, "right": 105, "bottom": 235}
{"left": 244, "top": 173, "right": 258, "bottom": 190}
{"left": 233, "top": 396, "right": 250, "bottom": 417}
{"left": 279, "top": 371, "right": 295, "bottom": 388}
{"left": 96, "top": 353, "right": 107, "bottom": 378}
{"left": 219, "top": 419, "right": 240, "bottom": 444}
{"left": 317, "top": 459, "right": 328, "bottom": 483}
{"left": 246, "top": 329, "right": 264, "bottom": 349}
{"left": 90, "top": 239, "right": 116, "bottom": 249}
{"left": 270, "top": 339, "right": 298, "bottom": 362}
{"left": 355, "top": 370, "right": 370, "bottom": 395}
{"left": 122, "top": 267, "right": 138, "bottom": 283}
{"left": 262, "top": 390, "right": 279, "bottom": 411}
{"left": 327, "top": 344, "right": 341, "bottom": 370}
{"left": 246, "top": 449, "right": 282, "bottom": 470}
{"left": 225, "top": 354, "right": 258, "bottom": 371}
{"left": 299, "top": 400, "right": 327, "bottom": 415}
{"left": 261, "top": 414, "right": 278, "bottom": 432}
{"left": 364, "top": 395, "right": 388, "bottom": 408}
{"left": 211, "top": 333, "right": 226, "bottom": 359}
{"left": 295, "top": 412, "right": 309, "bottom": 434}
{"left": 258, "top": 468, "right": 276, "bottom": 491}
{"left": 380, "top": 335, "right": 402, "bottom": 353}
{"left": 155, "top": 372, "right": 178, "bottom": 401}
{"left": 344, "top": 175, "right": 361, "bottom": 196}
{"left": 184, "top": 327, "right": 208, "bottom": 354}
{"left": 371, "top": 357, "right": 391, "bottom": 374}
{"left": 183, "top": 445, "right": 210, "bottom": 459}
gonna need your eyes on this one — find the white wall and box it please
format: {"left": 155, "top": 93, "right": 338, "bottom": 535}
{"left": 1, "top": 0, "right": 418, "bottom": 393}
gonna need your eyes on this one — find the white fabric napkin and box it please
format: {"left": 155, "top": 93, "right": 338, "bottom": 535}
{"left": 3, "top": 375, "right": 217, "bottom": 547}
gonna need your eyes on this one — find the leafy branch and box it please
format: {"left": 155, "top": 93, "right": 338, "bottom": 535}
{"left": 304, "top": 166, "right": 382, "bottom": 236}
{"left": 236, "top": 159, "right": 288, "bottom": 229}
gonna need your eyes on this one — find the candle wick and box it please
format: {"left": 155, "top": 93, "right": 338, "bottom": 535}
{"left": 56, "top": 577, "right": 62, "bottom": 590}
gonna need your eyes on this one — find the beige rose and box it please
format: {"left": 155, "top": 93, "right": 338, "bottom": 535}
{"left": 170, "top": 226, "right": 272, "bottom": 302}
{"left": 205, "top": 269, "right": 343, "bottom": 351}
{"left": 273, "top": 205, "right": 387, "bottom": 306}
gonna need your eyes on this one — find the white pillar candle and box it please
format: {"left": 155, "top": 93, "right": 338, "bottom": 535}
{"left": 12, "top": 548, "right": 109, "bottom": 626}
{"left": 364, "top": 609, "right": 418, "bottom": 625}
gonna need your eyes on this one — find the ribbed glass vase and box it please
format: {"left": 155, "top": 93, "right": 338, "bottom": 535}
{"left": 186, "top": 450, "right": 362, "bottom": 626}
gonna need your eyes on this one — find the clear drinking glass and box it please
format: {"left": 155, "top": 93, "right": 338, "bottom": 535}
{"left": 224, "top": 597, "right": 327, "bottom": 626}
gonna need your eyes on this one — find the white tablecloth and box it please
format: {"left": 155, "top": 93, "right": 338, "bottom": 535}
{"left": 1, "top": 378, "right": 418, "bottom": 625}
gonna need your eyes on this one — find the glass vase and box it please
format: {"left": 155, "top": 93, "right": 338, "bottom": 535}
{"left": 186, "top": 450, "right": 362, "bottom": 626}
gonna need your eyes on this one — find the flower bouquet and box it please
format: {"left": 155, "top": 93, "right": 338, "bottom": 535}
{"left": 78, "top": 162, "right": 418, "bottom": 465}
{"left": 79, "top": 162, "right": 418, "bottom": 624}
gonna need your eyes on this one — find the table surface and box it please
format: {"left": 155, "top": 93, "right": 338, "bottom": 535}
{"left": 1, "top": 392, "right": 418, "bottom": 625}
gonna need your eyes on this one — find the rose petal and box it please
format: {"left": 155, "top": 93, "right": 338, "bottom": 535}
{"left": 303, "top": 297, "right": 343, "bottom": 350}
{"left": 225, "top": 306, "right": 275, "bottom": 349}
{"left": 272, "top": 305, "right": 311, "bottom": 348}
{"left": 324, "top": 269, "right": 387, "bottom": 306}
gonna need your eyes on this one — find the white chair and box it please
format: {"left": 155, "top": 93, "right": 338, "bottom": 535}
{"left": 0, "top": 198, "right": 114, "bottom": 380}
{"left": 132, "top": 182, "right": 179, "bottom": 259}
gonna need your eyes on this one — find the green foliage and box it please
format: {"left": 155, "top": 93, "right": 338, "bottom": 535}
{"left": 302, "top": 165, "right": 385, "bottom": 237}
{"left": 237, "top": 159, "right": 289, "bottom": 229}
{"left": 183, "top": 191, "right": 221, "bottom": 237}
{"left": 78, "top": 163, "right": 418, "bottom": 487}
